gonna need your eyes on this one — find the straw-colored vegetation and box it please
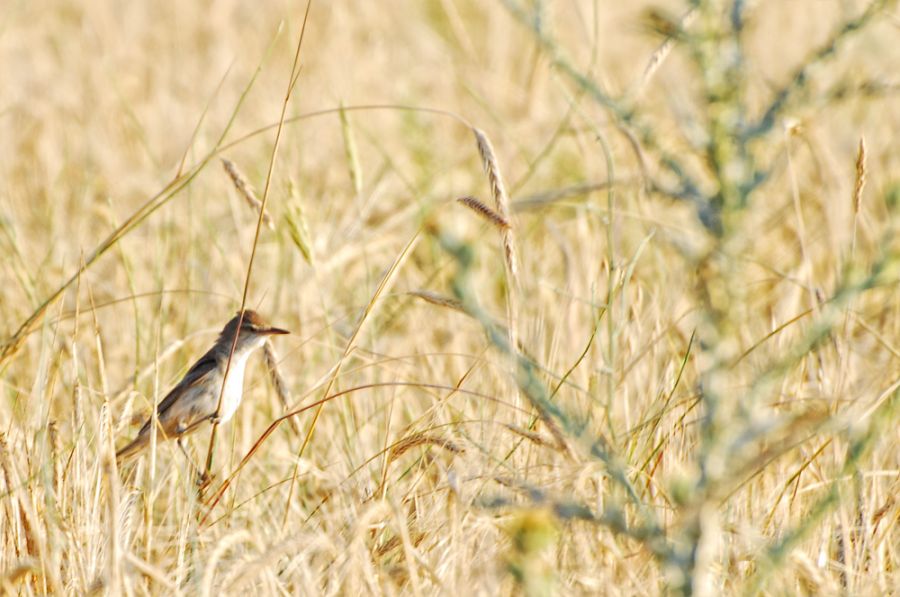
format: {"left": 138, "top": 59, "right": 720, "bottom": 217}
{"left": 1, "top": 1, "right": 898, "bottom": 594}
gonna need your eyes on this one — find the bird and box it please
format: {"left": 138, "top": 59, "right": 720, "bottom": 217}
{"left": 116, "top": 310, "right": 290, "bottom": 468}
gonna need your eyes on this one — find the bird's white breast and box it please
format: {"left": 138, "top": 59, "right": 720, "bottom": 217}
{"left": 218, "top": 349, "right": 253, "bottom": 423}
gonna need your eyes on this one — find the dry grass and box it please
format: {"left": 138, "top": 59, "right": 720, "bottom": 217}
{"left": 1, "top": 1, "right": 899, "bottom": 595}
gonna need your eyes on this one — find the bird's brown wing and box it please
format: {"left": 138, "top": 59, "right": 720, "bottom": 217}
{"left": 137, "top": 347, "right": 220, "bottom": 435}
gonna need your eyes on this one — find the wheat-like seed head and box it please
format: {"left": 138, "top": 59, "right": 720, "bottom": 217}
{"left": 285, "top": 179, "right": 315, "bottom": 266}
{"left": 0, "top": 432, "right": 16, "bottom": 494}
{"left": 388, "top": 434, "right": 463, "bottom": 463}
{"left": 222, "top": 158, "right": 274, "bottom": 230}
{"left": 407, "top": 290, "right": 465, "bottom": 313}
{"left": 118, "top": 489, "right": 140, "bottom": 553}
{"left": 48, "top": 420, "right": 62, "bottom": 494}
{"left": 633, "top": 7, "right": 697, "bottom": 99}
{"left": 472, "top": 128, "right": 509, "bottom": 216}
{"left": 339, "top": 103, "right": 363, "bottom": 197}
{"left": 853, "top": 137, "right": 867, "bottom": 214}
{"left": 457, "top": 196, "right": 510, "bottom": 230}
{"left": 502, "top": 424, "right": 557, "bottom": 449}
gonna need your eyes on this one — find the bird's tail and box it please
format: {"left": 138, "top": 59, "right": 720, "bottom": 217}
{"left": 115, "top": 433, "right": 148, "bottom": 462}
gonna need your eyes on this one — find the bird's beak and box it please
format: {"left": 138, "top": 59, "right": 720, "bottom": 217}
{"left": 262, "top": 326, "right": 291, "bottom": 336}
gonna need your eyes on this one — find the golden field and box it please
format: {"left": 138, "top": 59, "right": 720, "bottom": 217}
{"left": 1, "top": 1, "right": 898, "bottom": 594}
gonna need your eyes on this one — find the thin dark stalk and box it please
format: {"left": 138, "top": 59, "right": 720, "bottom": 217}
{"left": 203, "top": 1, "right": 313, "bottom": 480}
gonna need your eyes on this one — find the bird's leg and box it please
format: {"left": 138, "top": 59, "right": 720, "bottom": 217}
{"left": 176, "top": 439, "right": 211, "bottom": 488}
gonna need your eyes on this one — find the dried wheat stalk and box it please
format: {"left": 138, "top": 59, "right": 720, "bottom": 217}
{"left": 472, "top": 128, "right": 519, "bottom": 286}
{"left": 264, "top": 340, "right": 301, "bottom": 434}
{"left": 0, "top": 432, "right": 38, "bottom": 557}
{"left": 472, "top": 126, "right": 520, "bottom": 383}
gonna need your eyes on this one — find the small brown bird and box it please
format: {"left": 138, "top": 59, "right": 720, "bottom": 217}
{"left": 116, "top": 310, "right": 290, "bottom": 463}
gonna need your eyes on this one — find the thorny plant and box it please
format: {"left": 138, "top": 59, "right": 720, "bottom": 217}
{"left": 424, "top": 0, "right": 900, "bottom": 594}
